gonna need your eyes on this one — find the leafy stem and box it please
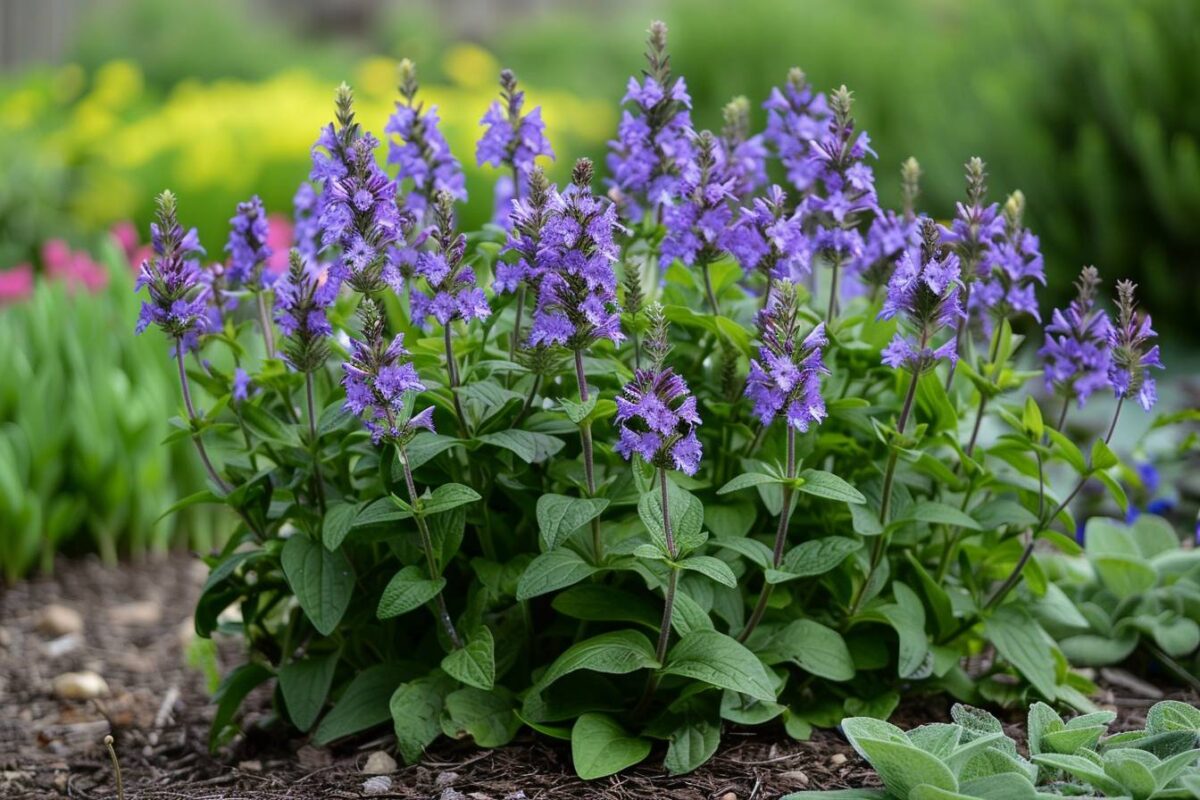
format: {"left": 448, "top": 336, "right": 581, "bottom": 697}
{"left": 637, "top": 467, "right": 679, "bottom": 715}
{"left": 700, "top": 257, "right": 719, "bottom": 316}
{"left": 444, "top": 324, "right": 469, "bottom": 437}
{"left": 255, "top": 290, "right": 276, "bottom": 359}
{"left": 574, "top": 348, "right": 603, "bottom": 563}
{"left": 305, "top": 370, "right": 326, "bottom": 516}
{"left": 176, "top": 342, "right": 230, "bottom": 494}
{"left": 739, "top": 425, "right": 796, "bottom": 642}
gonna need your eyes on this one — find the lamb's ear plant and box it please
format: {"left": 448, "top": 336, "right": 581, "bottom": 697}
{"left": 786, "top": 700, "right": 1200, "bottom": 800}
{"left": 139, "top": 21, "right": 1192, "bottom": 779}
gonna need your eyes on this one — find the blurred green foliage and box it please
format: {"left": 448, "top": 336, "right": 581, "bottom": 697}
{"left": 0, "top": 244, "right": 222, "bottom": 580}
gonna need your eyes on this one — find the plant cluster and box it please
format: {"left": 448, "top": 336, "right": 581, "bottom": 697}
{"left": 138, "top": 23, "right": 1193, "bottom": 778}
{"left": 787, "top": 700, "right": 1200, "bottom": 799}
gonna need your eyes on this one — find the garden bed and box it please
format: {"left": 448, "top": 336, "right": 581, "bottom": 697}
{"left": 1, "top": 554, "right": 1192, "bottom": 799}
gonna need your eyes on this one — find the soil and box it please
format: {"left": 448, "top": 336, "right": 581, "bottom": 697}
{"left": 1, "top": 554, "right": 1195, "bottom": 800}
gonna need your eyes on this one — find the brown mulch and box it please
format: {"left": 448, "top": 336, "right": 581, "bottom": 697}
{"left": 0, "top": 554, "right": 1195, "bottom": 799}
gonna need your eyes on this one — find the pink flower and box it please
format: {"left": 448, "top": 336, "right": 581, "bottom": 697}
{"left": 0, "top": 264, "right": 34, "bottom": 304}
{"left": 42, "top": 240, "right": 108, "bottom": 293}
{"left": 111, "top": 221, "right": 140, "bottom": 262}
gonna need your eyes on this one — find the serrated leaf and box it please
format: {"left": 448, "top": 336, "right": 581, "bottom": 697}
{"left": 537, "top": 494, "right": 609, "bottom": 551}
{"left": 571, "top": 713, "right": 651, "bottom": 779}
{"left": 663, "top": 630, "right": 776, "bottom": 703}
{"left": 559, "top": 394, "right": 598, "bottom": 424}
{"left": 441, "top": 627, "right": 495, "bottom": 690}
{"left": 390, "top": 672, "right": 454, "bottom": 764}
{"left": 281, "top": 535, "right": 354, "bottom": 636}
{"left": 638, "top": 481, "right": 706, "bottom": 557}
{"left": 783, "top": 537, "right": 861, "bottom": 578}
{"left": 376, "top": 565, "right": 447, "bottom": 619}
{"left": 796, "top": 469, "right": 866, "bottom": 504}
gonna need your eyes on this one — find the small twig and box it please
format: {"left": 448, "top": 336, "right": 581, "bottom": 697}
{"left": 104, "top": 735, "right": 125, "bottom": 800}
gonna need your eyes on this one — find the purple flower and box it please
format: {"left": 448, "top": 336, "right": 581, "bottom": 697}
{"left": 293, "top": 182, "right": 321, "bottom": 263}
{"left": 745, "top": 282, "right": 828, "bottom": 430}
{"left": 342, "top": 298, "right": 431, "bottom": 444}
{"left": 940, "top": 158, "right": 1003, "bottom": 287}
{"left": 878, "top": 220, "right": 964, "bottom": 374}
{"left": 848, "top": 209, "right": 921, "bottom": 300}
{"left": 763, "top": 68, "right": 830, "bottom": 194}
{"left": 135, "top": 191, "right": 211, "bottom": 351}
{"left": 232, "top": 368, "right": 252, "bottom": 402}
{"left": 661, "top": 130, "right": 737, "bottom": 268}
{"left": 1107, "top": 280, "right": 1164, "bottom": 411}
{"left": 528, "top": 159, "right": 624, "bottom": 349}
{"left": 800, "top": 87, "right": 879, "bottom": 270}
{"left": 476, "top": 69, "right": 554, "bottom": 224}
{"left": 496, "top": 166, "right": 554, "bottom": 295}
{"left": 721, "top": 96, "right": 767, "bottom": 200}
{"left": 1039, "top": 266, "right": 1112, "bottom": 408}
{"left": 728, "top": 184, "right": 811, "bottom": 289}
{"left": 409, "top": 191, "right": 491, "bottom": 328}
{"left": 605, "top": 21, "right": 694, "bottom": 221}
{"left": 275, "top": 249, "right": 336, "bottom": 371}
{"left": 970, "top": 191, "right": 1044, "bottom": 331}
{"left": 615, "top": 365, "right": 703, "bottom": 476}
{"left": 386, "top": 59, "right": 467, "bottom": 223}
{"left": 225, "top": 195, "right": 274, "bottom": 288}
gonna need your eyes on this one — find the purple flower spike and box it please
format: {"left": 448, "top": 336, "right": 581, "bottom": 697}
{"left": 606, "top": 20, "right": 694, "bottom": 221}
{"left": 496, "top": 166, "right": 554, "bottom": 296}
{"left": 529, "top": 159, "right": 624, "bottom": 349}
{"left": 763, "top": 68, "right": 830, "bottom": 195}
{"left": 878, "top": 219, "right": 964, "bottom": 374}
{"left": 745, "top": 282, "right": 829, "bottom": 430}
{"left": 293, "top": 182, "right": 321, "bottom": 264}
{"left": 940, "top": 158, "right": 1003, "bottom": 285}
{"left": 661, "top": 130, "right": 737, "bottom": 270}
{"left": 1107, "top": 280, "right": 1164, "bottom": 411}
{"left": 275, "top": 249, "right": 336, "bottom": 372}
{"left": 1039, "top": 266, "right": 1112, "bottom": 408}
{"left": 387, "top": 59, "right": 467, "bottom": 224}
{"left": 721, "top": 96, "right": 767, "bottom": 200}
{"left": 728, "top": 184, "right": 811, "bottom": 289}
{"left": 476, "top": 68, "right": 554, "bottom": 224}
{"left": 410, "top": 191, "right": 491, "bottom": 328}
{"left": 970, "top": 191, "right": 1045, "bottom": 332}
{"left": 342, "top": 298, "right": 428, "bottom": 444}
{"left": 135, "top": 191, "right": 211, "bottom": 353}
{"left": 225, "top": 195, "right": 274, "bottom": 288}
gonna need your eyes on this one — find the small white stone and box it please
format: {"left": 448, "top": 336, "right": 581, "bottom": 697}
{"left": 781, "top": 770, "right": 810, "bottom": 785}
{"left": 363, "top": 775, "right": 392, "bottom": 796}
{"left": 53, "top": 671, "right": 109, "bottom": 700}
{"left": 37, "top": 605, "right": 83, "bottom": 637}
{"left": 830, "top": 753, "right": 848, "bottom": 766}
{"left": 41, "top": 634, "right": 82, "bottom": 659}
{"left": 108, "top": 601, "right": 161, "bottom": 626}
{"left": 362, "top": 751, "right": 397, "bottom": 775}
{"left": 436, "top": 771, "right": 460, "bottom": 787}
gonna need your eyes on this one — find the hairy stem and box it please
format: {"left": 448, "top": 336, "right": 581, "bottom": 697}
{"left": 305, "top": 371, "right": 326, "bottom": 515}
{"left": 826, "top": 256, "right": 840, "bottom": 323}
{"left": 701, "top": 259, "right": 719, "bottom": 316}
{"left": 739, "top": 426, "right": 796, "bottom": 642}
{"left": 574, "top": 349, "right": 603, "bottom": 562}
{"left": 176, "top": 344, "right": 230, "bottom": 494}
{"left": 399, "top": 445, "right": 463, "bottom": 649}
{"left": 444, "top": 325, "right": 468, "bottom": 436}
{"left": 256, "top": 291, "right": 276, "bottom": 359}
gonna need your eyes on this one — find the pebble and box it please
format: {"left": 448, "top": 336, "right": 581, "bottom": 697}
{"left": 436, "top": 771, "right": 460, "bottom": 787}
{"left": 41, "top": 634, "right": 82, "bottom": 658}
{"left": 362, "top": 751, "right": 396, "bottom": 775}
{"left": 781, "top": 769, "right": 810, "bottom": 785}
{"left": 439, "top": 790, "right": 467, "bottom": 800}
{"left": 297, "top": 745, "right": 331, "bottom": 770}
{"left": 362, "top": 775, "right": 392, "bottom": 796}
{"left": 37, "top": 605, "right": 83, "bottom": 637}
{"left": 830, "top": 753, "right": 848, "bottom": 766}
{"left": 53, "top": 671, "right": 109, "bottom": 700}
{"left": 108, "top": 601, "right": 162, "bottom": 626}
{"left": 0, "top": 626, "right": 11, "bottom": 647}
{"left": 238, "top": 760, "right": 262, "bottom": 772}
{"left": 719, "top": 793, "right": 738, "bottom": 800}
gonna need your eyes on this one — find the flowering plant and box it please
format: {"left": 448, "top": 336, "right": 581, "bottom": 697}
{"left": 140, "top": 22, "right": 1194, "bottom": 778}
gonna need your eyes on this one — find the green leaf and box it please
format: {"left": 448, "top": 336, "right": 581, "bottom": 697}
{"left": 796, "top": 469, "right": 866, "bottom": 504}
{"left": 559, "top": 394, "right": 598, "bottom": 424}
{"left": 663, "top": 630, "right": 776, "bottom": 703}
{"left": 663, "top": 697, "right": 722, "bottom": 776}
{"left": 782, "top": 537, "right": 861, "bottom": 578}
{"left": 846, "top": 733, "right": 959, "bottom": 797}
{"left": 155, "top": 489, "right": 221, "bottom": 523}
{"left": 442, "top": 686, "right": 521, "bottom": 747}
{"left": 441, "top": 627, "right": 495, "bottom": 690}
{"left": 278, "top": 651, "right": 339, "bottom": 732}
{"left": 240, "top": 402, "right": 302, "bottom": 446}
{"left": 677, "top": 555, "right": 737, "bottom": 587}
{"left": 908, "top": 501, "right": 982, "bottom": 530}
{"left": 571, "top": 713, "right": 652, "bottom": 779}
{"left": 404, "top": 432, "right": 462, "bottom": 470}
{"left": 984, "top": 606, "right": 1057, "bottom": 700}
{"left": 1022, "top": 396, "right": 1044, "bottom": 440}
{"left": 537, "top": 494, "right": 609, "bottom": 551}
{"left": 377, "top": 566, "right": 447, "bottom": 619}
{"left": 516, "top": 549, "right": 599, "bottom": 601}
{"left": 477, "top": 429, "right": 565, "bottom": 464}
{"left": 321, "top": 501, "right": 358, "bottom": 551}
{"left": 768, "top": 619, "right": 856, "bottom": 681}
{"left": 281, "top": 535, "right": 355, "bottom": 636}
{"left": 1029, "top": 753, "right": 1125, "bottom": 795}
{"left": 315, "top": 664, "right": 416, "bottom": 745}
{"left": 421, "top": 483, "right": 482, "bottom": 517}
{"left": 670, "top": 588, "right": 716, "bottom": 636}
{"left": 551, "top": 585, "right": 660, "bottom": 628}
{"left": 1147, "top": 700, "right": 1200, "bottom": 733}
{"left": 879, "top": 582, "right": 929, "bottom": 679}
{"left": 210, "top": 662, "right": 273, "bottom": 750}
{"left": 717, "top": 472, "right": 781, "bottom": 495}
{"left": 390, "top": 672, "right": 454, "bottom": 764}
{"left": 1090, "top": 438, "right": 1119, "bottom": 471}
{"left": 535, "top": 630, "right": 659, "bottom": 691}
{"left": 638, "top": 481, "right": 706, "bottom": 556}
{"left": 1045, "top": 427, "right": 1087, "bottom": 473}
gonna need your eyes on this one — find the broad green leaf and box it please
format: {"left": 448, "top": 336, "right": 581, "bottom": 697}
{"left": 390, "top": 672, "right": 454, "bottom": 764}
{"left": 852, "top": 736, "right": 959, "bottom": 797}
{"left": 477, "top": 429, "right": 565, "bottom": 464}
{"left": 516, "top": 549, "right": 599, "bottom": 600}
{"left": 1030, "top": 753, "right": 1125, "bottom": 795}
{"left": 984, "top": 606, "right": 1057, "bottom": 701}
{"left": 559, "top": 394, "right": 598, "bottom": 424}
{"left": 210, "top": 662, "right": 273, "bottom": 750}
{"left": 796, "top": 469, "right": 866, "bottom": 504}
{"left": 909, "top": 501, "right": 982, "bottom": 530}
{"left": 768, "top": 619, "right": 856, "bottom": 681}
{"left": 710, "top": 535, "right": 773, "bottom": 570}
{"left": 1147, "top": 700, "right": 1200, "bottom": 734}
{"left": 677, "top": 555, "right": 737, "bottom": 587}
{"left": 1023, "top": 396, "right": 1044, "bottom": 440}
{"left": 1090, "top": 438, "right": 1119, "bottom": 471}
{"left": 404, "top": 432, "right": 462, "bottom": 470}
{"left": 441, "top": 686, "right": 521, "bottom": 747}
{"left": 638, "top": 481, "right": 706, "bottom": 556}
{"left": 663, "top": 697, "right": 721, "bottom": 776}
{"left": 421, "top": 483, "right": 482, "bottom": 517}
{"left": 535, "top": 630, "right": 659, "bottom": 691}
{"left": 281, "top": 535, "right": 355, "bottom": 636}
{"left": 571, "top": 712, "right": 652, "bottom": 779}
{"left": 663, "top": 630, "right": 776, "bottom": 703}
{"left": 783, "top": 537, "right": 861, "bottom": 578}
{"left": 321, "top": 501, "right": 358, "bottom": 551}
{"left": 441, "top": 627, "right": 495, "bottom": 690}
{"left": 537, "top": 494, "right": 609, "bottom": 551}
{"left": 670, "top": 587, "right": 716, "bottom": 636}
{"left": 278, "top": 651, "right": 339, "bottom": 732}
{"left": 315, "top": 664, "right": 418, "bottom": 745}
{"left": 717, "top": 472, "right": 780, "bottom": 495}
{"left": 879, "top": 582, "right": 928, "bottom": 679}
{"left": 376, "top": 565, "right": 447, "bottom": 619}
{"left": 551, "top": 584, "right": 660, "bottom": 628}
